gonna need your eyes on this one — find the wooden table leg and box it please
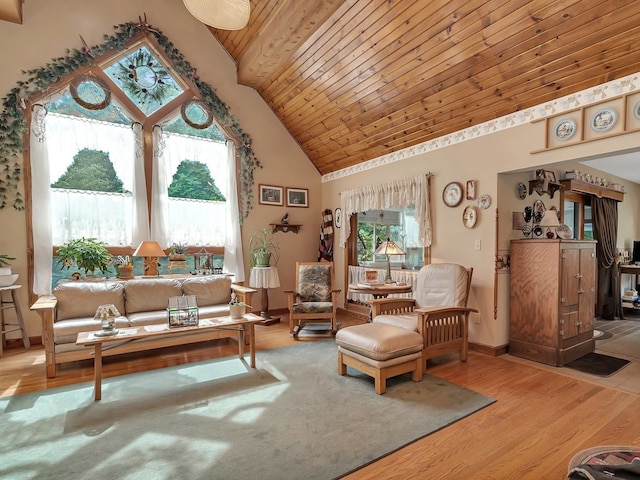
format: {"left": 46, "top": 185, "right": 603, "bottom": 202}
{"left": 249, "top": 323, "right": 256, "bottom": 368}
{"left": 94, "top": 344, "right": 103, "bottom": 401}
{"left": 238, "top": 327, "right": 245, "bottom": 359}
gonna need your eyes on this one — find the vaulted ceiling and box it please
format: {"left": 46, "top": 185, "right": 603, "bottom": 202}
{"left": 211, "top": 0, "right": 640, "bottom": 175}
{"left": 3, "top": 1, "right": 640, "bottom": 177}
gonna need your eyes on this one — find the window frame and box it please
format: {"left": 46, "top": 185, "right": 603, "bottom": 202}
{"left": 23, "top": 33, "right": 241, "bottom": 302}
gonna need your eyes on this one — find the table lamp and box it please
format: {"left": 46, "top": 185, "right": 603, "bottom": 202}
{"left": 375, "top": 238, "right": 405, "bottom": 284}
{"left": 539, "top": 211, "right": 561, "bottom": 238}
{"left": 133, "top": 241, "right": 167, "bottom": 276}
{"left": 94, "top": 303, "right": 120, "bottom": 334}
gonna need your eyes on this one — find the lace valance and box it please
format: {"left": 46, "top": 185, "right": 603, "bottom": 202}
{"left": 339, "top": 173, "right": 432, "bottom": 247}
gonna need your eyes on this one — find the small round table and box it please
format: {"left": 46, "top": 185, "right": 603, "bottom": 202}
{"left": 348, "top": 283, "right": 413, "bottom": 321}
{"left": 249, "top": 266, "right": 281, "bottom": 325}
{"left": 348, "top": 283, "right": 413, "bottom": 299}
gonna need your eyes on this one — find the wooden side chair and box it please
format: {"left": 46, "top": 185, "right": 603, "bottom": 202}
{"left": 285, "top": 262, "right": 341, "bottom": 338}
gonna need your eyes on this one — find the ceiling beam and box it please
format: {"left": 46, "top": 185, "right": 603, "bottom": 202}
{"left": 236, "top": 0, "right": 346, "bottom": 89}
{"left": 0, "top": 0, "right": 22, "bottom": 24}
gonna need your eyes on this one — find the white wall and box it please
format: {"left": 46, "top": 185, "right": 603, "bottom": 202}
{"left": 0, "top": 0, "right": 322, "bottom": 338}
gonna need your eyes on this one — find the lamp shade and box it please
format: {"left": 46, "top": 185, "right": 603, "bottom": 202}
{"left": 183, "top": 0, "right": 250, "bottom": 30}
{"left": 539, "top": 211, "right": 561, "bottom": 228}
{"left": 133, "top": 241, "right": 167, "bottom": 258}
{"left": 374, "top": 239, "right": 405, "bottom": 256}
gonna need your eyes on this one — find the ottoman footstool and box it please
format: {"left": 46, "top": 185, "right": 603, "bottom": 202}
{"left": 335, "top": 323, "right": 423, "bottom": 394}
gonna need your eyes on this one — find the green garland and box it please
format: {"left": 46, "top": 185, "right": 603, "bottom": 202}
{"left": 0, "top": 19, "right": 261, "bottom": 218}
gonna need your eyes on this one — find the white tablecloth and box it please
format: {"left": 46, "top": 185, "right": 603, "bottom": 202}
{"left": 249, "top": 267, "right": 280, "bottom": 289}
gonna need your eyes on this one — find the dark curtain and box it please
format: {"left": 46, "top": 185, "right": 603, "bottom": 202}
{"left": 592, "top": 197, "right": 621, "bottom": 319}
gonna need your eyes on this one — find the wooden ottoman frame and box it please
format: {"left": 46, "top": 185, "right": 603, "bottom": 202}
{"left": 336, "top": 323, "right": 423, "bottom": 394}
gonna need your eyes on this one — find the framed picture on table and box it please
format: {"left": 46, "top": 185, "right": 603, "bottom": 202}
{"left": 286, "top": 187, "right": 309, "bottom": 207}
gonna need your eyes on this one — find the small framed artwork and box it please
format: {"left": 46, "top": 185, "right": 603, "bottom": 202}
{"left": 543, "top": 170, "right": 556, "bottom": 182}
{"left": 466, "top": 180, "right": 476, "bottom": 200}
{"left": 259, "top": 184, "right": 284, "bottom": 206}
{"left": 286, "top": 187, "right": 309, "bottom": 208}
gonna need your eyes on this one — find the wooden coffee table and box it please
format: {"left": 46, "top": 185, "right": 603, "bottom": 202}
{"left": 77, "top": 313, "right": 263, "bottom": 401}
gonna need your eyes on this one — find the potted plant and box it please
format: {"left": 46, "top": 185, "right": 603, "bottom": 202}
{"left": 248, "top": 228, "right": 280, "bottom": 267}
{"left": 169, "top": 242, "right": 187, "bottom": 261}
{"left": 0, "top": 254, "right": 15, "bottom": 276}
{"left": 229, "top": 292, "right": 252, "bottom": 319}
{"left": 115, "top": 255, "right": 134, "bottom": 279}
{"left": 57, "top": 237, "right": 113, "bottom": 278}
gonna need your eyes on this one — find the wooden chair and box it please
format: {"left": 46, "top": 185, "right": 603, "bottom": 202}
{"left": 371, "top": 264, "right": 476, "bottom": 368}
{"left": 285, "top": 262, "right": 341, "bottom": 338}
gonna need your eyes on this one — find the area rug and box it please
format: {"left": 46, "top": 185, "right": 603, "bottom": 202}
{"left": 0, "top": 340, "right": 494, "bottom": 480}
{"left": 565, "top": 352, "right": 630, "bottom": 377}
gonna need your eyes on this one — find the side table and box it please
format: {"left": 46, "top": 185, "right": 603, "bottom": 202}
{"left": 0, "top": 285, "right": 30, "bottom": 357}
{"left": 249, "top": 266, "right": 281, "bottom": 325}
{"left": 348, "top": 283, "right": 413, "bottom": 321}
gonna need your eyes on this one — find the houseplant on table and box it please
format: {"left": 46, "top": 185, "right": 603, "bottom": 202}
{"left": 229, "top": 292, "right": 252, "bottom": 319}
{"left": 0, "top": 254, "right": 18, "bottom": 286}
{"left": 248, "top": 228, "right": 280, "bottom": 267}
{"left": 0, "top": 254, "right": 15, "bottom": 276}
{"left": 57, "top": 237, "right": 113, "bottom": 278}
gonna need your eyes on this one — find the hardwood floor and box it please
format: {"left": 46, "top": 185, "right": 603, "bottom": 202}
{"left": 1, "top": 313, "right": 639, "bottom": 479}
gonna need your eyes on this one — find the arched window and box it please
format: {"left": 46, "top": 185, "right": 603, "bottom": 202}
{"left": 28, "top": 36, "right": 245, "bottom": 293}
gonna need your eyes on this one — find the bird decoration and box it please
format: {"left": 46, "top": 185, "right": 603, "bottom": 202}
{"left": 281, "top": 212, "right": 289, "bottom": 224}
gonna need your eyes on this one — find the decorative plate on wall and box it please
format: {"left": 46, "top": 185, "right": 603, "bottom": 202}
{"left": 634, "top": 101, "right": 640, "bottom": 121}
{"left": 553, "top": 118, "right": 576, "bottom": 141}
{"left": 463, "top": 205, "right": 477, "bottom": 229}
{"left": 478, "top": 194, "right": 491, "bottom": 210}
{"left": 334, "top": 208, "right": 342, "bottom": 228}
{"left": 591, "top": 108, "right": 617, "bottom": 132}
{"left": 443, "top": 181, "right": 463, "bottom": 207}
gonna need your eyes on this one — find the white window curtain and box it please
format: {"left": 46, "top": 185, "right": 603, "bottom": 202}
{"left": 151, "top": 128, "right": 244, "bottom": 281}
{"left": 339, "top": 173, "right": 433, "bottom": 248}
{"left": 30, "top": 109, "right": 147, "bottom": 294}
{"left": 31, "top": 104, "right": 52, "bottom": 295}
{"left": 223, "top": 141, "right": 245, "bottom": 282}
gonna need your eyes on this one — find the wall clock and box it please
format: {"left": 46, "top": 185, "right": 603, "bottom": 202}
{"left": 334, "top": 208, "right": 342, "bottom": 228}
{"left": 443, "top": 182, "right": 463, "bottom": 207}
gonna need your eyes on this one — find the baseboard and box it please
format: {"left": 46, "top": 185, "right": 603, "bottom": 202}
{"left": 469, "top": 342, "right": 508, "bottom": 357}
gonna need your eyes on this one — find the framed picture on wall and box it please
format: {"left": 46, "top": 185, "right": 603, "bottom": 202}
{"left": 286, "top": 187, "right": 309, "bottom": 207}
{"left": 258, "top": 184, "right": 284, "bottom": 206}
{"left": 466, "top": 180, "right": 476, "bottom": 200}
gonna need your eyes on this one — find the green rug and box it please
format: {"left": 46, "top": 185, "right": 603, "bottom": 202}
{"left": 0, "top": 340, "right": 494, "bottom": 480}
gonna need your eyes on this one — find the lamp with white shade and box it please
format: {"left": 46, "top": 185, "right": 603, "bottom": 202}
{"left": 539, "top": 211, "right": 561, "bottom": 238}
{"left": 183, "top": 0, "right": 250, "bottom": 30}
{"left": 374, "top": 238, "right": 405, "bottom": 284}
{"left": 133, "top": 241, "right": 167, "bottom": 276}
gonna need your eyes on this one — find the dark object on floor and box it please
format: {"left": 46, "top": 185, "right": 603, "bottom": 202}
{"left": 568, "top": 445, "right": 640, "bottom": 479}
{"left": 565, "top": 352, "right": 630, "bottom": 377}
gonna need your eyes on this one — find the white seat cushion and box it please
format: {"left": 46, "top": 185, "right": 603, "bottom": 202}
{"left": 335, "top": 323, "right": 423, "bottom": 361}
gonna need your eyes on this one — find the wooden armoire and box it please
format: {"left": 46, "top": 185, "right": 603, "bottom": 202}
{"left": 509, "top": 239, "right": 597, "bottom": 366}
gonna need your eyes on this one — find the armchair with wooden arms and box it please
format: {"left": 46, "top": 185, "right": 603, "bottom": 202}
{"left": 285, "top": 262, "right": 341, "bottom": 338}
{"left": 370, "top": 263, "right": 476, "bottom": 367}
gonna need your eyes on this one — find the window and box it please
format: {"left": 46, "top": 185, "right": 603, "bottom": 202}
{"left": 28, "top": 36, "right": 244, "bottom": 292}
{"left": 563, "top": 191, "right": 592, "bottom": 240}
{"left": 355, "top": 209, "right": 423, "bottom": 270}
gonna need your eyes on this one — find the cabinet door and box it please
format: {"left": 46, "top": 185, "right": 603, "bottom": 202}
{"left": 560, "top": 247, "right": 581, "bottom": 339}
{"left": 578, "top": 246, "right": 596, "bottom": 332}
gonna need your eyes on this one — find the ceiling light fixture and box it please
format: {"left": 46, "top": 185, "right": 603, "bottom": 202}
{"left": 183, "top": 0, "right": 250, "bottom": 30}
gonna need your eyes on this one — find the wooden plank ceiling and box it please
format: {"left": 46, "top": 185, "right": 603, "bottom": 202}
{"left": 211, "top": 0, "right": 640, "bottom": 175}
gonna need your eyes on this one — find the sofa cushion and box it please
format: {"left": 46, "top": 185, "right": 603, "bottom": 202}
{"left": 127, "top": 310, "right": 171, "bottom": 327}
{"left": 54, "top": 282, "right": 125, "bottom": 322}
{"left": 124, "top": 278, "right": 183, "bottom": 314}
{"left": 181, "top": 276, "right": 231, "bottom": 306}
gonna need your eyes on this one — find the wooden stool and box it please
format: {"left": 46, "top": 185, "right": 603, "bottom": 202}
{"left": 0, "top": 285, "right": 30, "bottom": 357}
{"left": 336, "top": 323, "right": 423, "bottom": 394}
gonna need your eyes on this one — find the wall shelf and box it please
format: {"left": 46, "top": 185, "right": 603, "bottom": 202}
{"left": 270, "top": 223, "right": 301, "bottom": 234}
